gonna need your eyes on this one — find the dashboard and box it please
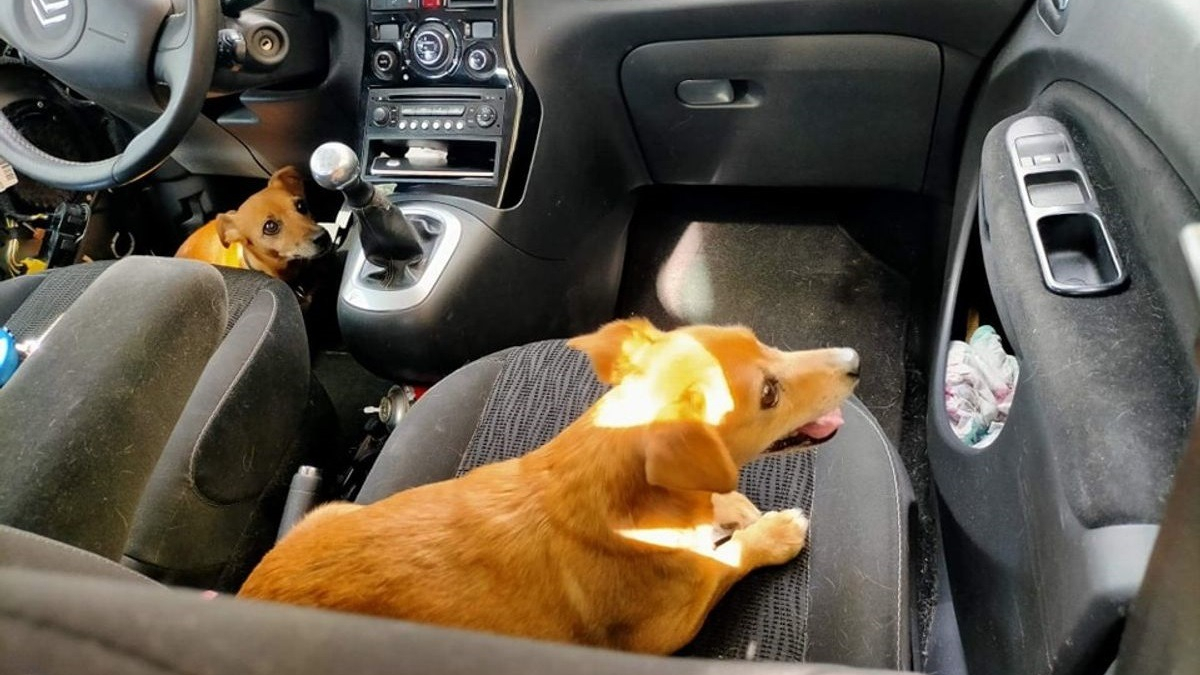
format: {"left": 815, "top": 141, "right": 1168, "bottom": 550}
{"left": 360, "top": 0, "right": 523, "bottom": 205}
{"left": 158, "top": 0, "right": 1029, "bottom": 260}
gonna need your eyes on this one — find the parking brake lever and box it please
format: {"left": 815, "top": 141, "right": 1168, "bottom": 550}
{"left": 309, "top": 142, "right": 424, "bottom": 269}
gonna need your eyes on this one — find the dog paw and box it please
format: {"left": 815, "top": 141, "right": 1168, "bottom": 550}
{"left": 741, "top": 508, "right": 808, "bottom": 567}
{"left": 712, "top": 491, "right": 763, "bottom": 532}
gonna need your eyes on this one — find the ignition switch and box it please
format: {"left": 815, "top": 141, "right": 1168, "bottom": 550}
{"left": 218, "top": 14, "right": 290, "bottom": 73}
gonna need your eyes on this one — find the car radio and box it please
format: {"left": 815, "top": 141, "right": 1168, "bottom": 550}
{"left": 366, "top": 89, "right": 505, "bottom": 135}
{"left": 361, "top": 0, "right": 522, "bottom": 196}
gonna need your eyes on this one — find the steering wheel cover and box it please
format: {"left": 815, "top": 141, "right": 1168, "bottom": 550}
{"left": 0, "top": 0, "right": 218, "bottom": 190}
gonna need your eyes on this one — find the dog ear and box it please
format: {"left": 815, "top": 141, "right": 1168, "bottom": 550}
{"left": 216, "top": 212, "right": 244, "bottom": 248}
{"left": 267, "top": 166, "right": 305, "bottom": 195}
{"left": 643, "top": 419, "right": 738, "bottom": 494}
{"left": 567, "top": 318, "right": 662, "bottom": 385}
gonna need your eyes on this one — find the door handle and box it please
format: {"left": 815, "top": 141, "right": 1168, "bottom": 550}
{"left": 675, "top": 79, "right": 757, "bottom": 107}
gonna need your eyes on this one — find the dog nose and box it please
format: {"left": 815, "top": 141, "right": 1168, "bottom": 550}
{"left": 837, "top": 348, "right": 861, "bottom": 379}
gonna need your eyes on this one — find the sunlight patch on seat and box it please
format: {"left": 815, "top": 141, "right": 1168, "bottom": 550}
{"left": 593, "top": 332, "right": 734, "bottom": 428}
{"left": 616, "top": 524, "right": 743, "bottom": 568}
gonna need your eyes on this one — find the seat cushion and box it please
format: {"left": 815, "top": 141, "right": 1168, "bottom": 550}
{"left": 359, "top": 340, "right": 914, "bottom": 669}
{"left": 0, "top": 525, "right": 158, "bottom": 587}
{"left": 0, "top": 259, "right": 334, "bottom": 591}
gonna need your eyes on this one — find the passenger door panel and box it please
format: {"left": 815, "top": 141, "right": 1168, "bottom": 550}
{"left": 931, "top": 3, "right": 1200, "bottom": 674}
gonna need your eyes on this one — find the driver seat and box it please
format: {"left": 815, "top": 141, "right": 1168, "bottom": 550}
{"left": 0, "top": 258, "right": 334, "bottom": 590}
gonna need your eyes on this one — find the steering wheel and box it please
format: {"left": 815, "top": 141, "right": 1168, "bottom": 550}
{"left": 0, "top": 0, "right": 218, "bottom": 191}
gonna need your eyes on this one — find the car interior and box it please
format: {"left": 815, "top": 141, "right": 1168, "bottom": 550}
{"left": 0, "top": 0, "right": 1197, "bottom": 673}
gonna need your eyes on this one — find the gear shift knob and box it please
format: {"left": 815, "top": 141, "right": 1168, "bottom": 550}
{"left": 310, "top": 142, "right": 360, "bottom": 191}
{"left": 310, "top": 142, "right": 375, "bottom": 208}
{"left": 309, "top": 142, "right": 424, "bottom": 267}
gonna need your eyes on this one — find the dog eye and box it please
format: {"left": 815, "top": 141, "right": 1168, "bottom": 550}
{"left": 294, "top": 199, "right": 308, "bottom": 215}
{"left": 760, "top": 377, "right": 780, "bottom": 409}
{"left": 263, "top": 219, "right": 282, "bottom": 236}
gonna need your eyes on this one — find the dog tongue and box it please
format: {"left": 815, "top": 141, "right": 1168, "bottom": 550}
{"left": 797, "top": 408, "right": 845, "bottom": 440}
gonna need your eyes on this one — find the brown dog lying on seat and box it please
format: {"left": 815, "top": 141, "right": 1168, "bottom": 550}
{"left": 176, "top": 166, "right": 332, "bottom": 283}
{"left": 239, "top": 319, "right": 860, "bottom": 654}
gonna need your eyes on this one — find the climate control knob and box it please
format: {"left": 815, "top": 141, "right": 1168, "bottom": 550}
{"left": 408, "top": 21, "right": 458, "bottom": 78}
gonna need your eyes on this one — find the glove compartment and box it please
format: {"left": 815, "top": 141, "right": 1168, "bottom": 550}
{"left": 620, "top": 34, "right": 941, "bottom": 190}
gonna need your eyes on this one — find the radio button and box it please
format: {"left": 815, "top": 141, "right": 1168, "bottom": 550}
{"left": 420, "top": 120, "right": 430, "bottom": 130}
{"left": 371, "top": 105, "right": 390, "bottom": 126}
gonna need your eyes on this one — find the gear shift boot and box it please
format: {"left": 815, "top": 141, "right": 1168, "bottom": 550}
{"left": 338, "top": 201, "right": 465, "bottom": 312}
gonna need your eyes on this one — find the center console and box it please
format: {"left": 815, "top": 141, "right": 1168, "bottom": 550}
{"left": 321, "top": 0, "right": 624, "bottom": 384}
{"left": 361, "top": 0, "right": 522, "bottom": 204}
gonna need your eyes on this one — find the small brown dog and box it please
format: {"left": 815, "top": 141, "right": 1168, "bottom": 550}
{"left": 176, "top": 166, "right": 332, "bottom": 282}
{"left": 239, "top": 319, "right": 860, "bottom": 654}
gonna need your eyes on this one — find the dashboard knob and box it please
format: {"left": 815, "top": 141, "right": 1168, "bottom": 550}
{"left": 464, "top": 45, "right": 495, "bottom": 77}
{"left": 475, "top": 104, "right": 497, "bottom": 128}
{"left": 409, "top": 21, "right": 458, "bottom": 77}
{"left": 371, "top": 105, "right": 390, "bottom": 126}
{"left": 372, "top": 49, "right": 397, "bottom": 79}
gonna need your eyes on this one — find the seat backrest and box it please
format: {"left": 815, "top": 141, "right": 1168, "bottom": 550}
{"left": 0, "top": 258, "right": 332, "bottom": 591}
{"left": 0, "top": 258, "right": 227, "bottom": 559}
{"left": 120, "top": 268, "right": 324, "bottom": 591}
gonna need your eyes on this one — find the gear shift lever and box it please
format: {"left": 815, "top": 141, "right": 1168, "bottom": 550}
{"left": 310, "top": 142, "right": 423, "bottom": 268}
